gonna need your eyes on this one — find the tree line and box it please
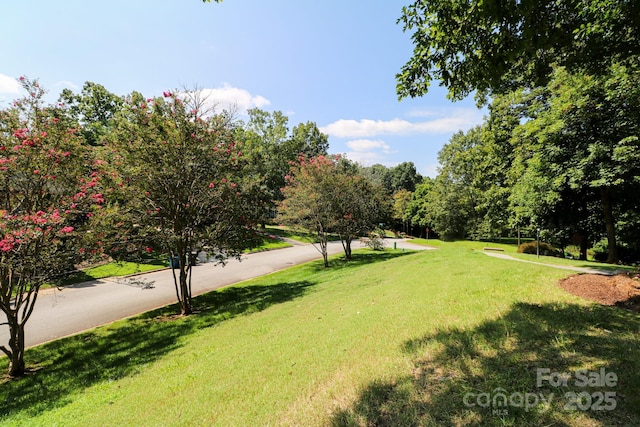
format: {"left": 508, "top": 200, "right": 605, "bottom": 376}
{"left": 0, "top": 79, "right": 390, "bottom": 377}
{"left": 394, "top": 0, "right": 640, "bottom": 265}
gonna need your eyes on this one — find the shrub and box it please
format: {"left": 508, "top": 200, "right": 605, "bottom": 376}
{"left": 517, "top": 241, "right": 562, "bottom": 257}
{"left": 592, "top": 239, "right": 640, "bottom": 264}
{"left": 360, "top": 232, "right": 385, "bottom": 251}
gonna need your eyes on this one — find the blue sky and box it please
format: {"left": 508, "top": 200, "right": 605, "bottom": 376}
{"left": 0, "top": 0, "right": 485, "bottom": 177}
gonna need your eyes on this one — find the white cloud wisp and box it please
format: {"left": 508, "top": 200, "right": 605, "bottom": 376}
{"left": 0, "top": 73, "right": 21, "bottom": 96}
{"left": 321, "top": 109, "right": 483, "bottom": 138}
{"left": 197, "top": 84, "right": 271, "bottom": 116}
{"left": 343, "top": 138, "right": 394, "bottom": 166}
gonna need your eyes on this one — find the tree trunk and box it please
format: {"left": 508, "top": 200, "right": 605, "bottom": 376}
{"left": 600, "top": 187, "right": 618, "bottom": 264}
{"left": 179, "top": 263, "right": 192, "bottom": 315}
{"left": 319, "top": 234, "right": 329, "bottom": 268}
{"left": 1, "top": 280, "right": 40, "bottom": 377}
{"left": 340, "top": 235, "right": 353, "bottom": 260}
{"left": 578, "top": 230, "right": 589, "bottom": 261}
{"left": 170, "top": 248, "right": 193, "bottom": 315}
{"left": 7, "top": 318, "right": 26, "bottom": 377}
{"left": 345, "top": 237, "right": 352, "bottom": 260}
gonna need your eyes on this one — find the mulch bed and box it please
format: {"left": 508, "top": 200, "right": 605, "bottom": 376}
{"left": 558, "top": 273, "right": 640, "bottom": 313}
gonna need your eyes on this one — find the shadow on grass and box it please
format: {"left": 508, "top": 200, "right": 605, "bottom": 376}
{"left": 572, "top": 264, "right": 634, "bottom": 273}
{"left": 331, "top": 302, "right": 640, "bottom": 426}
{"left": 313, "top": 249, "right": 419, "bottom": 272}
{"left": 0, "top": 280, "right": 314, "bottom": 420}
{"left": 59, "top": 258, "right": 168, "bottom": 287}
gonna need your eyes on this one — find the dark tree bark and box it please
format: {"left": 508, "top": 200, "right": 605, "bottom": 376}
{"left": 341, "top": 235, "right": 353, "bottom": 260}
{"left": 316, "top": 227, "right": 329, "bottom": 268}
{"left": 0, "top": 316, "right": 26, "bottom": 377}
{"left": 170, "top": 247, "right": 193, "bottom": 315}
{"left": 600, "top": 187, "right": 619, "bottom": 264}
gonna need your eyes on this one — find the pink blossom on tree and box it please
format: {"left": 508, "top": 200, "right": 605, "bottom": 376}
{"left": 0, "top": 77, "right": 105, "bottom": 377}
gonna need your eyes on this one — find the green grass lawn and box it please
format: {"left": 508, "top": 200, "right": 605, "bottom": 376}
{"left": 265, "top": 225, "right": 341, "bottom": 244}
{"left": 62, "top": 236, "right": 292, "bottom": 287}
{"left": 411, "top": 239, "right": 635, "bottom": 272}
{"left": 409, "top": 238, "right": 520, "bottom": 252}
{"left": 508, "top": 251, "right": 635, "bottom": 272}
{"left": 2, "top": 246, "right": 639, "bottom": 426}
{"left": 59, "top": 260, "right": 169, "bottom": 287}
{"left": 244, "top": 232, "right": 292, "bottom": 253}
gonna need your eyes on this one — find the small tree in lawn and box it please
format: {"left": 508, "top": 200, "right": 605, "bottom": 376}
{"left": 0, "top": 77, "right": 103, "bottom": 377}
{"left": 331, "top": 160, "right": 390, "bottom": 259}
{"left": 107, "top": 89, "right": 262, "bottom": 315}
{"left": 278, "top": 155, "right": 342, "bottom": 268}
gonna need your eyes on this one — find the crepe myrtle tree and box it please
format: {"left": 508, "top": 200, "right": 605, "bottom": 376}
{"left": 279, "top": 155, "right": 387, "bottom": 265}
{"left": 107, "top": 89, "right": 263, "bottom": 315}
{"left": 331, "top": 159, "right": 390, "bottom": 260}
{"left": 279, "top": 155, "right": 339, "bottom": 267}
{"left": 0, "top": 77, "right": 105, "bottom": 377}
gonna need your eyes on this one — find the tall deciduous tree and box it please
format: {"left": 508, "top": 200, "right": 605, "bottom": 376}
{"left": 0, "top": 78, "right": 103, "bottom": 376}
{"left": 392, "top": 189, "right": 412, "bottom": 235}
{"left": 107, "top": 89, "right": 262, "bottom": 315}
{"left": 388, "top": 161, "right": 422, "bottom": 193}
{"left": 331, "top": 159, "right": 390, "bottom": 259}
{"left": 58, "top": 82, "right": 123, "bottom": 146}
{"left": 279, "top": 155, "right": 341, "bottom": 268}
{"left": 397, "top": 0, "right": 640, "bottom": 101}
{"left": 242, "top": 109, "right": 329, "bottom": 226}
{"left": 359, "top": 163, "right": 392, "bottom": 194}
{"left": 288, "top": 121, "right": 329, "bottom": 159}
{"left": 512, "top": 65, "right": 640, "bottom": 263}
{"left": 279, "top": 155, "right": 388, "bottom": 265}
{"left": 406, "top": 178, "right": 433, "bottom": 238}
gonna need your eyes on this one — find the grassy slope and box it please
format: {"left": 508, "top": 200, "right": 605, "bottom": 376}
{"left": 411, "top": 238, "right": 634, "bottom": 272}
{"left": 61, "top": 235, "right": 291, "bottom": 287}
{"left": 2, "top": 246, "right": 639, "bottom": 426}
{"left": 59, "top": 261, "right": 168, "bottom": 286}
{"left": 265, "top": 225, "right": 341, "bottom": 244}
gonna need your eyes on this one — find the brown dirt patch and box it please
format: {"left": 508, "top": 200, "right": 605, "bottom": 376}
{"left": 558, "top": 273, "right": 640, "bottom": 313}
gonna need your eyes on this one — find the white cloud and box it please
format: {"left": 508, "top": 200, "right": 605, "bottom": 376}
{"left": 344, "top": 150, "right": 386, "bottom": 166}
{"left": 197, "top": 83, "right": 270, "bottom": 116}
{"left": 0, "top": 73, "right": 21, "bottom": 95}
{"left": 405, "top": 108, "right": 440, "bottom": 118}
{"left": 421, "top": 164, "right": 439, "bottom": 178}
{"left": 322, "top": 118, "right": 408, "bottom": 138}
{"left": 55, "top": 80, "right": 80, "bottom": 91}
{"left": 346, "top": 139, "right": 391, "bottom": 153}
{"left": 321, "top": 109, "right": 484, "bottom": 138}
{"left": 342, "top": 138, "right": 395, "bottom": 166}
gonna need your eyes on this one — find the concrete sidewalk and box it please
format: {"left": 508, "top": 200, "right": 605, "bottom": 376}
{"left": 483, "top": 251, "right": 624, "bottom": 276}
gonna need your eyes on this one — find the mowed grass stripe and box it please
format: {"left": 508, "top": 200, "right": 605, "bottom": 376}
{"left": 2, "top": 246, "right": 638, "bottom": 426}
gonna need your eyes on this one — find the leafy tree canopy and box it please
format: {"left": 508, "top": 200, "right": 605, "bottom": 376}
{"left": 397, "top": 0, "right": 640, "bottom": 101}
{"left": 1, "top": 78, "right": 104, "bottom": 376}
{"left": 58, "top": 82, "right": 123, "bottom": 145}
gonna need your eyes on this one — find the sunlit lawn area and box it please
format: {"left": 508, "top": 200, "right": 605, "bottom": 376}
{"left": 410, "top": 238, "right": 635, "bottom": 272}
{"left": 60, "top": 235, "right": 291, "bottom": 287}
{"left": 244, "top": 232, "right": 292, "bottom": 253}
{"left": 265, "top": 224, "right": 340, "bottom": 244}
{"left": 59, "top": 260, "right": 169, "bottom": 287}
{"left": 508, "top": 251, "right": 635, "bottom": 272}
{"left": 409, "top": 238, "right": 520, "bottom": 252}
{"left": 2, "top": 245, "right": 639, "bottom": 426}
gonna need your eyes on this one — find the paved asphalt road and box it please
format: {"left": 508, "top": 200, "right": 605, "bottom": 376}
{"left": 1, "top": 239, "right": 432, "bottom": 349}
